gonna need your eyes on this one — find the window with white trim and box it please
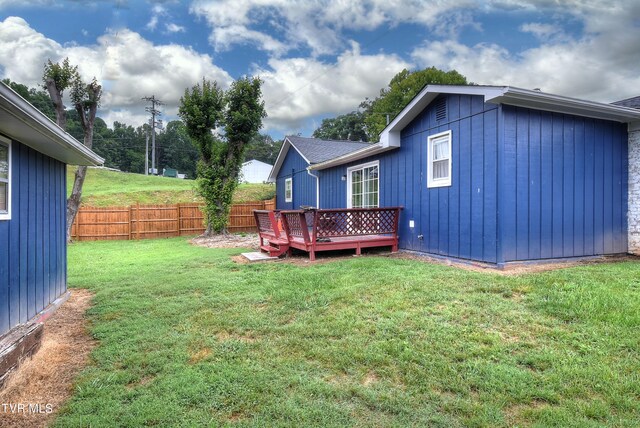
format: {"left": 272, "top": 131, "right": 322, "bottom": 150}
{"left": 0, "top": 138, "right": 10, "bottom": 220}
{"left": 284, "top": 177, "right": 292, "bottom": 202}
{"left": 427, "top": 130, "right": 452, "bottom": 188}
{"left": 347, "top": 161, "right": 379, "bottom": 208}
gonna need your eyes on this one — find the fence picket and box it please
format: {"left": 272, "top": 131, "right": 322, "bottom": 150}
{"left": 71, "top": 198, "right": 275, "bottom": 241}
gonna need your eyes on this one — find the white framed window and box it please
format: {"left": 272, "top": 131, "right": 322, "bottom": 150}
{"left": 284, "top": 177, "right": 292, "bottom": 202}
{"left": 427, "top": 130, "right": 452, "bottom": 188}
{"left": 0, "top": 136, "right": 11, "bottom": 220}
{"left": 347, "top": 160, "right": 379, "bottom": 208}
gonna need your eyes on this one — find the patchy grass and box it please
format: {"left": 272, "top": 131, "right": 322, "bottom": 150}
{"left": 59, "top": 238, "right": 640, "bottom": 427}
{"left": 68, "top": 167, "right": 275, "bottom": 207}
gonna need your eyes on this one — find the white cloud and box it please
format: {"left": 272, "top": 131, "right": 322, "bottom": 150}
{"left": 146, "top": 4, "right": 166, "bottom": 30}
{"left": 0, "top": 16, "right": 232, "bottom": 127}
{"left": 165, "top": 22, "right": 185, "bottom": 33}
{"left": 189, "top": 0, "right": 478, "bottom": 56}
{"left": 411, "top": 0, "right": 640, "bottom": 102}
{"left": 254, "top": 43, "right": 411, "bottom": 132}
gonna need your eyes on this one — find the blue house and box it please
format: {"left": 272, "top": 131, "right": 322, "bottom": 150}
{"left": 0, "top": 82, "right": 103, "bottom": 338}
{"left": 268, "top": 135, "right": 370, "bottom": 209}
{"left": 274, "top": 85, "right": 640, "bottom": 265}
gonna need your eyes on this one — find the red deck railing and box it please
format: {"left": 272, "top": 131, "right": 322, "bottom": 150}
{"left": 257, "top": 207, "right": 402, "bottom": 261}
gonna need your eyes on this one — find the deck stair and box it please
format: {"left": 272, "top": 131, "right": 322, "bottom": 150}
{"left": 254, "top": 210, "right": 290, "bottom": 258}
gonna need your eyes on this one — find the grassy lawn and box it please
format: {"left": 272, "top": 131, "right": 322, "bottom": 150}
{"left": 58, "top": 238, "right": 640, "bottom": 427}
{"left": 68, "top": 167, "right": 275, "bottom": 207}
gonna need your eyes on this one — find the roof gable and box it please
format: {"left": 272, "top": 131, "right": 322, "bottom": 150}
{"left": 268, "top": 136, "right": 371, "bottom": 181}
{"left": 379, "top": 85, "right": 640, "bottom": 150}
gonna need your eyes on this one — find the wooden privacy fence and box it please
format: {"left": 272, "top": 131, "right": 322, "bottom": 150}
{"left": 71, "top": 198, "right": 276, "bottom": 241}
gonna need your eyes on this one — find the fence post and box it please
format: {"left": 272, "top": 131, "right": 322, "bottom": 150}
{"left": 176, "top": 203, "right": 181, "bottom": 236}
{"left": 136, "top": 202, "right": 141, "bottom": 240}
{"left": 128, "top": 205, "right": 132, "bottom": 240}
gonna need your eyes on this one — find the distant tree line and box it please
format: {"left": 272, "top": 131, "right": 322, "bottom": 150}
{"left": 2, "top": 79, "right": 282, "bottom": 179}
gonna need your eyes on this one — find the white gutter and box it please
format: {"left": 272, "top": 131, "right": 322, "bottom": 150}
{"left": 308, "top": 142, "right": 396, "bottom": 171}
{"left": 307, "top": 169, "right": 320, "bottom": 208}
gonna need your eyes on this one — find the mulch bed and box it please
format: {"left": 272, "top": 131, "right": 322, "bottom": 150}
{"left": 0, "top": 289, "right": 95, "bottom": 428}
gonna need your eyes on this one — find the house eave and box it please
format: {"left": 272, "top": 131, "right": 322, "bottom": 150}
{"left": 489, "top": 87, "right": 640, "bottom": 123}
{"left": 0, "top": 82, "right": 104, "bottom": 166}
{"left": 377, "top": 84, "right": 640, "bottom": 149}
{"left": 308, "top": 143, "right": 396, "bottom": 171}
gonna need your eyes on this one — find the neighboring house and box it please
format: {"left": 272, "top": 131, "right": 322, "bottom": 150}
{"left": 240, "top": 159, "right": 273, "bottom": 184}
{"left": 269, "top": 136, "right": 370, "bottom": 209}
{"left": 274, "top": 85, "right": 640, "bottom": 265}
{"left": 0, "top": 82, "right": 103, "bottom": 338}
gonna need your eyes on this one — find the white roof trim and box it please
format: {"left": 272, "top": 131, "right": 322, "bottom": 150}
{"left": 307, "top": 143, "right": 396, "bottom": 171}
{"left": 0, "top": 82, "right": 103, "bottom": 165}
{"left": 267, "top": 136, "right": 312, "bottom": 182}
{"left": 378, "top": 84, "right": 640, "bottom": 149}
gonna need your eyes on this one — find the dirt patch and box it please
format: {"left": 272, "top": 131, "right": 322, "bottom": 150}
{"left": 393, "top": 252, "right": 640, "bottom": 275}
{"left": 362, "top": 371, "right": 379, "bottom": 387}
{"left": 188, "top": 348, "right": 212, "bottom": 365}
{"left": 191, "top": 234, "right": 260, "bottom": 249}
{"left": 0, "top": 289, "right": 95, "bottom": 428}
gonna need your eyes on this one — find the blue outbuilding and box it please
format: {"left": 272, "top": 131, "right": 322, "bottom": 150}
{"left": 273, "top": 85, "right": 640, "bottom": 265}
{"left": 0, "top": 82, "right": 103, "bottom": 338}
{"left": 269, "top": 135, "right": 370, "bottom": 210}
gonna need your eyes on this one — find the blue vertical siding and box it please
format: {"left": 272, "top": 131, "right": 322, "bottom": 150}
{"left": 500, "top": 105, "right": 627, "bottom": 261}
{"left": 319, "top": 94, "right": 500, "bottom": 263}
{"left": 275, "top": 147, "right": 316, "bottom": 210}
{"left": 0, "top": 140, "right": 67, "bottom": 336}
{"left": 316, "top": 95, "right": 628, "bottom": 264}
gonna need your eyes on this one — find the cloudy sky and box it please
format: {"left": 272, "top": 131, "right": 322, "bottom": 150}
{"left": 1, "top": 0, "right": 639, "bottom": 139}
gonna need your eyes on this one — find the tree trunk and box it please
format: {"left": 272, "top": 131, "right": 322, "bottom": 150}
{"left": 66, "top": 100, "right": 96, "bottom": 242}
{"left": 66, "top": 165, "right": 88, "bottom": 242}
{"left": 44, "top": 77, "right": 66, "bottom": 129}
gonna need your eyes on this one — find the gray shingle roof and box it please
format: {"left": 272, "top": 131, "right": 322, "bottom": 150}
{"left": 612, "top": 96, "right": 640, "bottom": 109}
{"left": 286, "top": 135, "right": 371, "bottom": 164}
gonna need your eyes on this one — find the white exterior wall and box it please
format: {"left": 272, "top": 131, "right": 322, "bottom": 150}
{"left": 240, "top": 160, "right": 273, "bottom": 183}
{"left": 629, "top": 127, "right": 640, "bottom": 254}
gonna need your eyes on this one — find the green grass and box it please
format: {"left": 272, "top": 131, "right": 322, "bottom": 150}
{"left": 57, "top": 239, "right": 640, "bottom": 427}
{"left": 67, "top": 167, "right": 275, "bottom": 207}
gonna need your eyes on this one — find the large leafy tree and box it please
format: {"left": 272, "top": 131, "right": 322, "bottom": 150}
{"left": 43, "top": 58, "right": 102, "bottom": 241}
{"left": 361, "top": 67, "right": 468, "bottom": 140}
{"left": 243, "top": 133, "right": 283, "bottom": 165}
{"left": 312, "top": 110, "right": 369, "bottom": 142}
{"left": 179, "top": 77, "right": 266, "bottom": 235}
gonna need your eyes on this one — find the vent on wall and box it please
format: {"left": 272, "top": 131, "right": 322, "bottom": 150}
{"left": 435, "top": 98, "right": 447, "bottom": 121}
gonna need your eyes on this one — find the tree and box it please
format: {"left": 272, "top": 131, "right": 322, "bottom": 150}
{"left": 43, "top": 58, "right": 102, "bottom": 241}
{"left": 157, "top": 121, "right": 199, "bottom": 179}
{"left": 42, "top": 58, "right": 78, "bottom": 129}
{"left": 361, "top": 67, "right": 468, "bottom": 141}
{"left": 312, "top": 110, "right": 369, "bottom": 142}
{"left": 243, "top": 133, "right": 283, "bottom": 165}
{"left": 179, "top": 77, "right": 266, "bottom": 235}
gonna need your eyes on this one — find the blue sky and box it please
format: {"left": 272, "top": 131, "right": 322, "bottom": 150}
{"left": 1, "top": 0, "right": 638, "bottom": 139}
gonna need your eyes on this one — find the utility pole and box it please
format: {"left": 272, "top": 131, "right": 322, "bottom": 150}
{"left": 142, "top": 95, "right": 164, "bottom": 175}
{"left": 144, "top": 130, "right": 149, "bottom": 176}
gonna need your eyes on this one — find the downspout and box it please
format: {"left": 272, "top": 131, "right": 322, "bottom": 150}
{"left": 307, "top": 169, "right": 320, "bottom": 209}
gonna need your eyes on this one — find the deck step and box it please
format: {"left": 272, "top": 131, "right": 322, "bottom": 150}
{"left": 260, "top": 244, "right": 288, "bottom": 257}
{"left": 268, "top": 238, "right": 289, "bottom": 245}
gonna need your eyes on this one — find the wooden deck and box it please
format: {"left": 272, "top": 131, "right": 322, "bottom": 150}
{"left": 255, "top": 207, "right": 402, "bottom": 261}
